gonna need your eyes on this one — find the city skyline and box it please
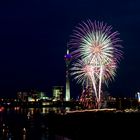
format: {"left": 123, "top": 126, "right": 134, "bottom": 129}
{"left": 0, "top": 0, "right": 140, "bottom": 97}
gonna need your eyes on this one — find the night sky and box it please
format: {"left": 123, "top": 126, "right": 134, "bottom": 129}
{"left": 0, "top": 0, "right": 140, "bottom": 98}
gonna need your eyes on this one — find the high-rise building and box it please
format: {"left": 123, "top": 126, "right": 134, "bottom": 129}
{"left": 64, "top": 48, "right": 72, "bottom": 101}
{"left": 52, "top": 86, "right": 63, "bottom": 101}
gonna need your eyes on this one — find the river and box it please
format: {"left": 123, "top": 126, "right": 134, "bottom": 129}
{"left": 0, "top": 107, "right": 71, "bottom": 140}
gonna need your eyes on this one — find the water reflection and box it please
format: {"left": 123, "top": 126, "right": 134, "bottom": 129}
{"left": 0, "top": 107, "right": 72, "bottom": 140}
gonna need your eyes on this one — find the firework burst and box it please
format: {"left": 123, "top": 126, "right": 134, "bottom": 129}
{"left": 70, "top": 59, "right": 98, "bottom": 99}
{"left": 69, "top": 20, "right": 123, "bottom": 108}
{"left": 69, "top": 20, "right": 123, "bottom": 64}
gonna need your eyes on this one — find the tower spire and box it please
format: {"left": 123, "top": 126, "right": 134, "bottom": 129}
{"left": 64, "top": 45, "right": 72, "bottom": 101}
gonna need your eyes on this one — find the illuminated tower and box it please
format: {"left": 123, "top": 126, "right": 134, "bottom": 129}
{"left": 64, "top": 48, "right": 72, "bottom": 101}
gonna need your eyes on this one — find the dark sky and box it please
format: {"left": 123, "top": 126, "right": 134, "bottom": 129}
{"left": 0, "top": 0, "right": 140, "bottom": 98}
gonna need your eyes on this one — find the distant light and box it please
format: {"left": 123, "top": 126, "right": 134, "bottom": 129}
{"left": 0, "top": 107, "right": 4, "bottom": 112}
{"left": 7, "top": 102, "right": 11, "bottom": 105}
{"left": 28, "top": 97, "right": 35, "bottom": 102}
{"left": 137, "top": 92, "right": 140, "bottom": 102}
